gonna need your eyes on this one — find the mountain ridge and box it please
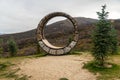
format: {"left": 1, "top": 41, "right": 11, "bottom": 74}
{"left": 0, "top": 17, "right": 120, "bottom": 52}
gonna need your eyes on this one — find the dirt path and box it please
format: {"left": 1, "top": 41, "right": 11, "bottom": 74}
{"left": 17, "top": 53, "right": 97, "bottom": 80}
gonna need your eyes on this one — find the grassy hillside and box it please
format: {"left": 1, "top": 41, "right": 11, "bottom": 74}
{"left": 0, "top": 17, "right": 120, "bottom": 56}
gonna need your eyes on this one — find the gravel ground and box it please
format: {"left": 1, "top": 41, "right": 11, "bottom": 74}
{"left": 17, "top": 53, "right": 97, "bottom": 80}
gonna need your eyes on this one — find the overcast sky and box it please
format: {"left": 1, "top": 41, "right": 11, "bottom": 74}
{"left": 0, "top": 0, "right": 120, "bottom": 33}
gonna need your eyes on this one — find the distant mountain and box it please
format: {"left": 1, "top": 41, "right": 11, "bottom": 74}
{"left": 0, "top": 17, "right": 97, "bottom": 41}
{"left": 0, "top": 17, "right": 120, "bottom": 51}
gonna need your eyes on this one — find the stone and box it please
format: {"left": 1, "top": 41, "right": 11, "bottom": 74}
{"left": 69, "top": 41, "right": 77, "bottom": 48}
{"left": 49, "top": 49, "right": 56, "bottom": 54}
{"left": 64, "top": 47, "right": 71, "bottom": 53}
{"left": 39, "top": 41, "right": 45, "bottom": 48}
{"left": 56, "top": 49, "right": 64, "bottom": 54}
{"left": 37, "top": 34, "right": 42, "bottom": 41}
{"left": 43, "top": 45, "right": 50, "bottom": 53}
{"left": 74, "top": 33, "right": 79, "bottom": 41}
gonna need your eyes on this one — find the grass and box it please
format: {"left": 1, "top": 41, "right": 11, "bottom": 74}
{"left": 83, "top": 60, "right": 120, "bottom": 80}
{"left": 1, "top": 51, "right": 120, "bottom": 80}
{"left": 0, "top": 59, "right": 29, "bottom": 80}
{"left": 0, "top": 52, "right": 46, "bottom": 80}
{"left": 0, "top": 61, "right": 17, "bottom": 80}
{"left": 34, "top": 52, "right": 47, "bottom": 57}
{"left": 1, "top": 68, "right": 20, "bottom": 78}
{"left": 69, "top": 50, "right": 83, "bottom": 55}
{"left": 15, "top": 75, "right": 29, "bottom": 80}
{"left": 59, "top": 77, "right": 69, "bottom": 80}
{"left": 0, "top": 62, "right": 14, "bottom": 71}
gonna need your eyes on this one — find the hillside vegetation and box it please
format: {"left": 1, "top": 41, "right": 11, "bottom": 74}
{"left": 0, "top": 17, "right": 120, "bottom": 56}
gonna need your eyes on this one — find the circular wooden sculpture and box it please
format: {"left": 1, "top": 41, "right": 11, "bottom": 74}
{"left": 36, "top": 12, "right": 79, "bottom": 55}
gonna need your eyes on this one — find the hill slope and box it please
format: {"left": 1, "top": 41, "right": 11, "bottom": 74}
{"left": 0, "top": 17, "right": 120, "bottom": 52}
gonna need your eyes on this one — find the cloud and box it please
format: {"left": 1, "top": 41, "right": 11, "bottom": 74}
{"left": 0, "top": 0, "right": 120, "bottom": 33}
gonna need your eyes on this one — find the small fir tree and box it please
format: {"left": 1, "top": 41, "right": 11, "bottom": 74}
{"left": 0, "top": 39, "right": 3, "bottom": 57}
{"left": 109, "top": 23, "right": 118, "bottom": 54}
{"left": 7, "top": 38, "right": 18, "bottom": 57}
{"left": 92, "top": 5, "right": 118, "bottom": 66}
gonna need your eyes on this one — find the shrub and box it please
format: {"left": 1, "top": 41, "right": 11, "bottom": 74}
{"left": 0, "top": 38, "right": 3, "bottom": 57}
{"left": 7, "top": 38, "right": 18, "bottom": 57}
{"left": 0, "top": 47, "right": 3, "bottom": 57}
{"left": 91, "top": 5, "right": 118, "bottom": 66}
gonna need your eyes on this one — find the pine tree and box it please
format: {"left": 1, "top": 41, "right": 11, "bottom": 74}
{"left": 7, "top": 38, "right": 18, "bottom": 57}
{"left": 92, "top": 5, "right": 118, "bottom": 66}
{"left": 0, "top": 39, "right": 3, "bottom": 57}
{"left": 109, "top": 23, "right": 118, "bottom": 54}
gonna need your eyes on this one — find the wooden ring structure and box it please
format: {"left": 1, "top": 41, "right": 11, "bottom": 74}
{"left": 36, "top": 12, "right": 79, "bottom": 55}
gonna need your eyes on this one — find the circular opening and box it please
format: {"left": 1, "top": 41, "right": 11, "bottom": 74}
{"left": 43, "top": 16, "right": 74, "bottom": 49}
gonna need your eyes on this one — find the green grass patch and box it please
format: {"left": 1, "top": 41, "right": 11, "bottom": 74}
{"left": 0, "top": 61, "right": 17, "bottom": 80}
{"left": 59, "top": 77, "right": 69, "bottom": 80}
{"left": 15, "top": 75, "right": 29, "bottom": 80}
{"left": 69, "top": 50, "right": 83, "bottom": 55}
{"left": 83, "top": 61, "right": 120, "bottom": 80}
{"left": 0, "top": 62, "right": 14, "bottom": 71}
{"left": 0, "top": 56, "right": 32, "bottom": 80}
{"left": 0, "top": 61, "right": 29, "bottom": 80}
{"left": 34, "top": 52, "right": 47, "bottom": 57}
{"left": 0, "top": 52, "right": 47, "bottom": 80}
{"left": 1, "top": 68, "right": 20, "bottom": 78}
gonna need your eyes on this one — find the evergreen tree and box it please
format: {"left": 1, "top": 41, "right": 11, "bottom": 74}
{"left": 92, "top": 5, "right": 118, "bottom": 66}
{"left": 109, "top": 23, "right": 118, "bottom": 54}
{"left": 7, "top": 38, "right": 18, "bottom": 57}
{"left": 0, "top": 39, "right": 3, "bottom": 57}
